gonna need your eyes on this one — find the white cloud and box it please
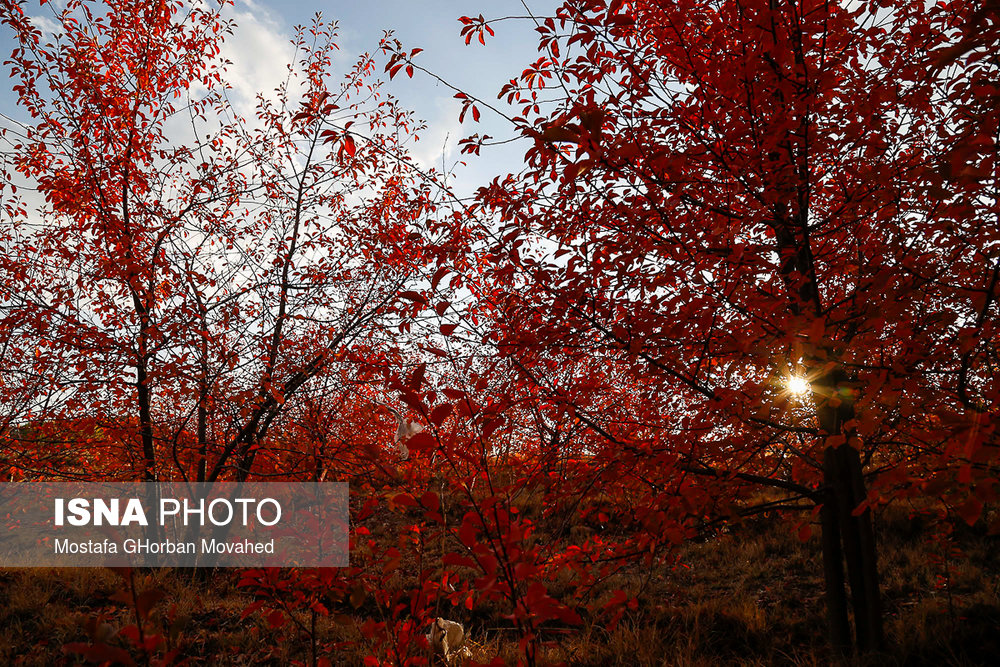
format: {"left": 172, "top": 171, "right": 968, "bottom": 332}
{"left": 218, "top": 0, "right": 296, "bottom": 119}
{"left": 410, "top": 95, "right": 462, "bottom": 173}
{"left": 27, "top": 14, "right": 61, "bottom": 39}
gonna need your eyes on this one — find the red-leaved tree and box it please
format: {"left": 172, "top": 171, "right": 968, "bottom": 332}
{"left": 431, "top": 0, "right": 1000, "bottom": 655}
{"left": 0, "top": 0, "right": 450, "bottom": 486}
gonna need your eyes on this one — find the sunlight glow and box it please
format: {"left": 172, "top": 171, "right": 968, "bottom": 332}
{"left": 787, "top": 375, "right": 810, "bottom": 396}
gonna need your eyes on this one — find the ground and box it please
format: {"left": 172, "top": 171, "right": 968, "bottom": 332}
{"left": 0, "top": 501, "right": 997, "bottom": 665}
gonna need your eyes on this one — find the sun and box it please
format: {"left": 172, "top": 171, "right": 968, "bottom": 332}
{"left": 787, "top": 375, "right": 810, "bottom": 396}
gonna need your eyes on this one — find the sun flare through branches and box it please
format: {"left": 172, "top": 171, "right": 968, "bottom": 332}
{"left": 787, "top": 375, "right": 810, "bottom": 397}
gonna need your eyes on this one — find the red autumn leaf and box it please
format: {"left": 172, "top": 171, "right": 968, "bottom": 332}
{"left": 420, "top": 490, "right": 441, "bottom": 513}
{"left": 399, "top": 291, "right": 427, "bottom": 304}
{"left": 341, "top": 134, "right": 357, "bottom": 158}
{"left": 267, "top": 610, "right": 285, "bottom": 628}
{"left": 430, "top": 403, "right": 453, "bottom": 427}
{"left": 403, "top": 431, "right": 436, "bottom": 453}
{"left": 458, "top": 514, "right": 479, "bottom": 548}
{"left": 958, "top": 497, "right": 984, "bottom": 526}
{"left": 391, "top": 492, "right": 416, "bottom": 508}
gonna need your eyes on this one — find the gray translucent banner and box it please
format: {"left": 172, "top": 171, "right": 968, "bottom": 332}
{"left": 0, "top": 482, "right": 348, "bottom": 567}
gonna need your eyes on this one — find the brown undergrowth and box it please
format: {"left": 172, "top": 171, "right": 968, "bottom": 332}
{"left": 0, "top": 500, "right": 997, "bottom": 666}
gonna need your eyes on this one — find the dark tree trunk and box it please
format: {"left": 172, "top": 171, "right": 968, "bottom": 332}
{"left": 820, "top": 477, "right": 851, "bottom": 656}
{"left": 135, "top": 321, "right": 162, "bottom": 547}
{"left": 815, "top": 366, "right": 884, "bottom": 655}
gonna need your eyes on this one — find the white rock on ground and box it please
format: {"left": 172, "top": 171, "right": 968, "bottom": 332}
{"left": 426, "top": 617, "right": 472, "bottom": 664}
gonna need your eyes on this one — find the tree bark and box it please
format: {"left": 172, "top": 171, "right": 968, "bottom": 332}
{"left": 819, "top": 477, "right": 851, "bottom": 656}
{"left": 815, "top": 366, "right": 884, "bottom": 654}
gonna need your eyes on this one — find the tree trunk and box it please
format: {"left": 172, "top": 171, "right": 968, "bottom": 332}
{"left": 815, "top": 367, "right": 884, "bottom": 655}
{"left": 135, "top": 333, "right": 163, "bottom": 549}
{"left": 135, "top": 341, "right": 156, "bottom": 483}
{"left": 833, "top": 444, "right": 883, "bottom": 652}
{"left": 819, "top": 479, "right": 851, "bottom": 656}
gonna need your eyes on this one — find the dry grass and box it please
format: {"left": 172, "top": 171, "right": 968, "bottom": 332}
{"left": 0, "top": 501, "right": 997, "bottom": 665}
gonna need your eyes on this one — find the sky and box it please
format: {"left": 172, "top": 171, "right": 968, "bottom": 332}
{"left": 243, "top": 0, "right": 555, "bottom": 195}
{"left": 1, "top": 0, "right": 558, "bottom": 198}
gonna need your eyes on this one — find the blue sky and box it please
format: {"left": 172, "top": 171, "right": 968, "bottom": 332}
{"left": 1, "top": 0, "right": 556, "bottom": 197}
{"left": 247, "top": 0, "right": 555, "bottom": 194}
